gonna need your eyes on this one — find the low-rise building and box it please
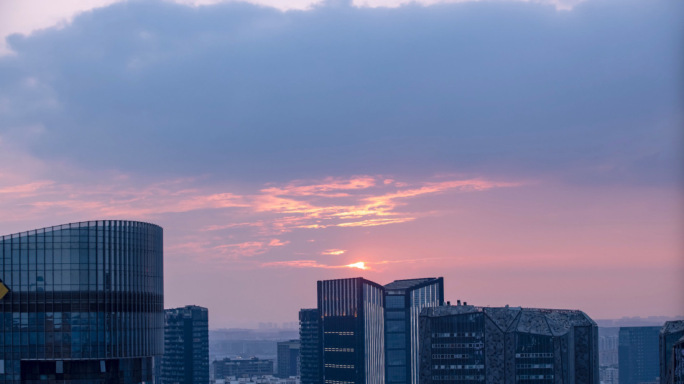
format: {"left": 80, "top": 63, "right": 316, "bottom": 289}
{"left": 277, "top": 340, "right": 300, "bottom": 378}
{"left": 213, "top": 357, "right": 274, "bottom": 380}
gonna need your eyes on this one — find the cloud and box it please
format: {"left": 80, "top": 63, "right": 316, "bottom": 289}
{"left": 321, "top": 249, "right": 346, "bottom": 255}
{"left": 261, "top": 260, "right": 368, "bottom": 269}
{"left": 0, "top": 0, "right": 123, "bottom": 55}
{"left": 0, "top": 137, "right": 517, "bottom": 262}
{"left": 262, "top": 259, "right": 339, "bottom": 269}
{"left": 261, "top": 257, "right": 442, "bottom": 270}
{"left": 0, "top": 0, "right": 680, "bottom": 190}
{"left": 0, "top": 0, "right": 596, "bottom": 55}
{"left": 250, "top": 176, "right": 515, "bottom": 232}
{"left": 0, "top": 181, "right": 54, "bottom": 195}
{"left": 352, "top": 0, "right": 587, "bottom": 11}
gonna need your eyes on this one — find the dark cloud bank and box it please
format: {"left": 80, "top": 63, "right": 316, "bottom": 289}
{"left": 1, "top": 0, "right": 682, "bottom": 185}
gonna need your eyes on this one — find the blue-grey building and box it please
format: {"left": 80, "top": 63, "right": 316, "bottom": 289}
{"left": 0, "top": 220, "right": 164, "bottom": 384}
{"left": 299, "top": 308, "right": 322, "bottom": 384}
{"left": 212, "top": 357, "right": 273, "bottom": 379}
{"left": 419, "top": 303, "right": 599, "bottom": 384}
{"left": 317, "top": 278, "right": 385, "bottom": 384}
{"left": 276, "top": 339, "right": 300, "bottom": 378}
{"left": 384, "top": 278, "right": 443, "bottom": 384}
{"left": 161, "top": 305, "right": 209, "bottom": 384}
{"left": 619, "top": 326, "right": 660, "bottom": 384}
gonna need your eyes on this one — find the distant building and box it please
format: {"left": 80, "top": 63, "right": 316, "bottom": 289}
{"left": 618, "top": 326, "right": 660, "bottom": 384}
{"left": 600, "top": 366, "right": 619, "bottom": 384}
{"left": 214, "top": 376, "right": 299, "bottom": 384}
{"left": 383, "top": 278, "right": 444, "bottom": 384}
{"left": 162, "top": 305, "right": 210, "bottom": 384}
{"left": 213, "top": 357, "right": 274, "bottom": 379}
{"left": 277, "top": 340, "right": 300, "bottom": 378}
{"left": 419, "top": 303, "right": 599, "bottom": 384}
{"left": 599, "top": 327, "right": 620, "bottom": 367}
{"left": 318, "top": 278, "right": 385, "bottom": 384}
{"left": 299, "top": 308, "right": 323, "bottom": 384}
{"left": 660, "top": 321, "right": 684, "bottom": 384}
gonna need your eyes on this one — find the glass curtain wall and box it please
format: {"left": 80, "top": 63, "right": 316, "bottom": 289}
{"left": 384, "top": 278, "right": 443, "bottom": 384}
{"left": 0, "top": 220, "right": 164, "bottom": 384}
{"left": 318, "top": 278, "right": 385, "bottom": 384}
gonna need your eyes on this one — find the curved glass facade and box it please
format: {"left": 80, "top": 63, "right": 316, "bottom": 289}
{"left": 0, "top": 220, "right": 164, "bottom": 384}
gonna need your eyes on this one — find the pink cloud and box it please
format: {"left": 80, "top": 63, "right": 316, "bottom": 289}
{"left": 268, "top": 239, "right": 290, "bottom": 247}
{"left": 261, "top": 257, "right": 438, "bottom": 270}
{"left": 321, "top": 249, "right": 346, "bottom": 255}
{"left": 0, "top": 181, "right": 54, "bottom": 195}
{"left": 260, "top": 176, "right": 376, "bottom": 197}
{"left": 261, "top": 260, "right": 367, "bottom": 269}
{"left": 0, "top": 153, "right": 519, "bottom": 266}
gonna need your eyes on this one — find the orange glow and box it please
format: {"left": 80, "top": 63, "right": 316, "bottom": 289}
{"left": 346, "top": 261, "right": 367, "bottom": 270}
{"left": 322, "top": 249, "right": 346, "bottom": 255}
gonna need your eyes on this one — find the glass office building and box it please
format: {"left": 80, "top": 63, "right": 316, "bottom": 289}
{"left": 317, "top": 278, "right": 385, "bottom": 384}
{"left": 419, "top": 304, "right": 599, "bottom": 384}
{"left": 384, "top": 278, "right": 443, "bottom": 384}
{"left": 0, "top": 220, "right": 164, "bottom": 384}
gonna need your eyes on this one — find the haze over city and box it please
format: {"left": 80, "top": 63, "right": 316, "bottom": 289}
{"left": 0, "top": 0, "right": 682, "bottom": 328}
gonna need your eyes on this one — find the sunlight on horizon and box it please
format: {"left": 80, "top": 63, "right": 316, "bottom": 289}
{"left": 346, "top": 262, "right": 368, "bottom": 270}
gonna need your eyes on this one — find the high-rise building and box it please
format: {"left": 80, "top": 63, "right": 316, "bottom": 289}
{"left": 419, "top": 303, "right": 599, "bottom": 384}
{"left": 161, "top": 305, "right": 209, "bottom": 384}
{"left": 299, "top": 308, "right": 323, "bottom": 384}
{"left": 0, "top": 220, "right": 164, "bottom": 383}
{"left": 383, "top": 278, "right": 443, "bottom": 384}
{"left": 618, "top": 326, "right": 660, "bottom": 384}
{"left": 318, "top": 278, "right": 385, "bottom": 384}
{"left": 212, "top": 357, "right": 274, "bottom": 379}
{"left": 277, "top": 339, "right": 300, "bottom": 378}
{"left": 660, "top": 321, "right": 684, "bottom": 384}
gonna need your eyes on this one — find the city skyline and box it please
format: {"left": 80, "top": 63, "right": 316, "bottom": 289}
{"left": 0, "top": 0, "right": 682, "bottom": 328}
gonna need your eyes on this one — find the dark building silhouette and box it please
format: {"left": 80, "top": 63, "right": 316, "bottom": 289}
{"left": 383, "top": 278, "right": 443, "bottom": 384}
{"left": 161, "top": 305, "right": 209, "bottom": 384}
{"left": 660, "top": 321, "right": 684, "bottom": 384}
{"left": 618, "top": 326, "right": 660, "bottom": 384}
{"left": 0, "top": 220, "right": 164, "bottom": 383}
{"left": 318, "top": 278, "right": 385, "bottom": 384}
{"left": 300, "top": 308, "right": 323, "bottom": 384}
{"left": 212, "top": 357, "right": 273, "bottom": 379}
{"left": 277, "top": 339, "right": 300, "bottom": 378}
{"left": 419, "top": 303, "right": 599, "bottom": 384}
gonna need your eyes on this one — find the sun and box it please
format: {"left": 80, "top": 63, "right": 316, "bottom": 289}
{"left": 346, "top": 261, "right": 368, "bottom": 270}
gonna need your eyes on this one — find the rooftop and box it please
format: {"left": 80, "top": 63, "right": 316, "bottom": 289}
{"left": 661, "top": 320, "right": 684, "bottom": 335}
{"left": 384, "top": 277, "right": 440, "bottom": 291}
{"left": 422, "top": 305, "right": 596, "bottom": 336}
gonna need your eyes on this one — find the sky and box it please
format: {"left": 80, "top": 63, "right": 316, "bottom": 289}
{"left": 0, "top": 0, "right": 682, "bottom": 328}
